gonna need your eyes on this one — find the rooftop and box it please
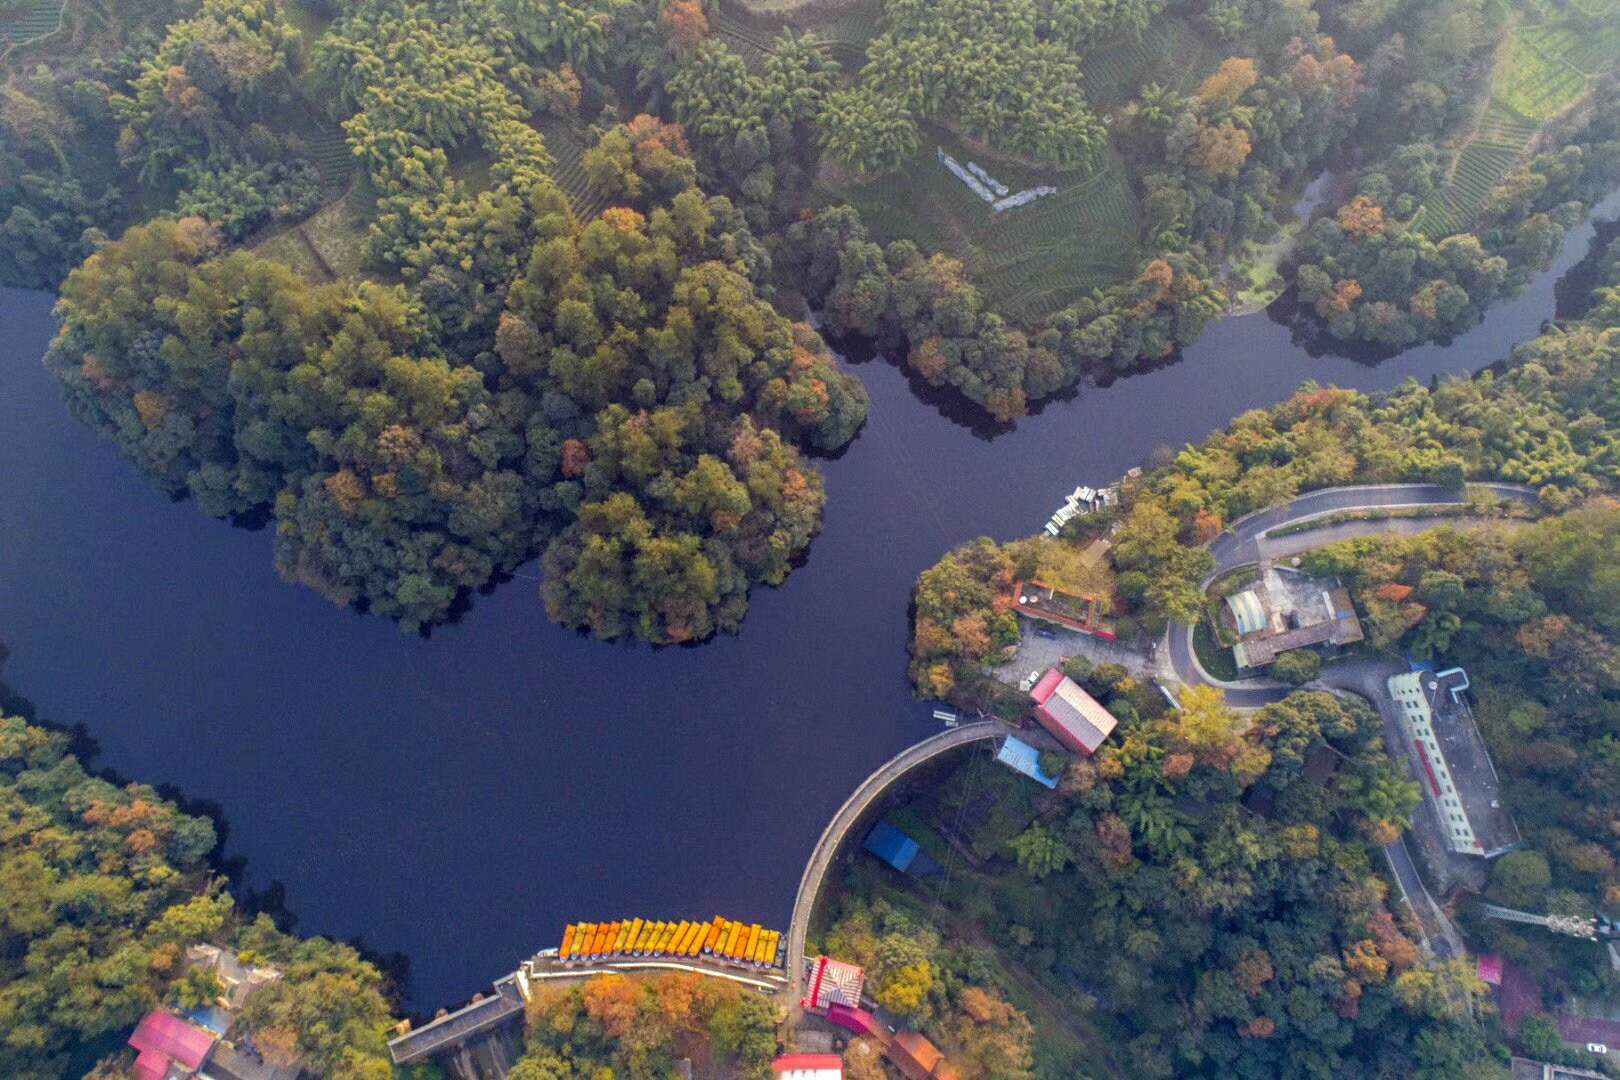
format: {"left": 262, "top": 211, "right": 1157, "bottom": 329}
{"left": 1013, "top": 580, "right": 1115, "bottom": 639}
{"left": 129, "top": 1011, "right": 217, "bottom": 1080}
{"left": 1512, "top": 1059, "right": 1607, "bottom": 1080}
{"left": 772, "top": 1054, "right": 844, "bottom": 1079}
{"left": 864, "top": 821, "right": 939, "bottom": 875}
{"left": 1231, "top": 582, "right": 1360, "bottom": 667}
{"left": 1029, "top": 668, "right": 1117, "bottom": 755}
{"left": 995, "top": 735, "right": 1060, "bottom": 788}
{"left": 803, "top": 956, "right": 866, "bottom": 1011}
{"left": 1391, "top": 667, "right": 1520, "bottom": 857}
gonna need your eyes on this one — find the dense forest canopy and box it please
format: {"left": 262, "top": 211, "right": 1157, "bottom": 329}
{"left": 817, "top": 682, "right": 1503, "bottom": 1078}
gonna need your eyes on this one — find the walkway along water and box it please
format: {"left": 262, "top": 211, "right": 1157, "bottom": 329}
{"left": 0, "top": 192, "right": 1615, "bottom": 1009}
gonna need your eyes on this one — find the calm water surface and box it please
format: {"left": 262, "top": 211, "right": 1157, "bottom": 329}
{"left": 1, "top": 194, "right": 1615, "bottom": 1008}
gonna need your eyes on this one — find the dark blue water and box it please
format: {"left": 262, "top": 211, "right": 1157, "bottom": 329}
{"left": 1, "top": 193, "right": 1614, "bottom": 1009}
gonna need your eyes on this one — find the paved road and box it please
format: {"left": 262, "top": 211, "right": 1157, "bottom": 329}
{"left": 1166, "top": 483, "right": 1535, "bottom": 705}
{"left": 784, "top": 720, "right": 1009, "bottom": 1000}
{"left": 1324, "top": 659, "right": 1471, "bottom": 958}
{"left": 1204, "top": 482, "right": 1535, "bottom": 579}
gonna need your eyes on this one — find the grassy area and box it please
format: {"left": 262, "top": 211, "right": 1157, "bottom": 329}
{"left": 1416, "top": 1, "right": 1619, "bottom": 237}
{"left": 807, "top": 14, "right": 1223, "bottom": 321}
{"left": 820, "top": 127, "right": 1143, "bottom": 321}
{"left": 447, "top": 144, "right": 496, "bottom": 194}
{"left": 253, "top": 182, "right": 373, "bottom": 280}
{"left": 865, "top": 875, "right": 1104, "bottom": 1078}
{"left": 285, "top": 0, "right": 334, "bottom": 69}
{"left": 1192, "top": 616, "right": 1239, "bottom": 681}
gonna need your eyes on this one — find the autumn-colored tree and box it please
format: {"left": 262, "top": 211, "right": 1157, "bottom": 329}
{"left": 1191, "top": 121, "right": 1252, "bottom": 177}
{"left": 953, "top": 987, "right": 1036, "bottom": 1079}
{"left": 582, "top": 974, "right": 642, "bottom": 1039}
{"left": 1315, "top": 279, "right": 1362, "bottom": 319}
{"left": 1365, "top": 912, "right": 1418, "bottom": 973}
{"left": 1336, "top": 196, "right": 1385, "bottom": 238}
{"left": 660, "top": 0, "right": 709, "bottom": 50}
{"left": 1342, "top": 939, "right": 1389, "bottom": 984}
{"left": 1197, "top": 57, "right": 1259, "bottom": 108}
{"left": 1234, "top": 950, "right": 1274, "bottom": 997}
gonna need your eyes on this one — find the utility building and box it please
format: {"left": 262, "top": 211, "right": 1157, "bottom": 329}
{"left": 1389, "top": 667, "right": 1520, "bottom": 857}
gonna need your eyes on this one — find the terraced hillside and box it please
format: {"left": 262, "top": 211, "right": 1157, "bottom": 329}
{"left": 825, "top": 131, "right": 1141, "bottom": 322}
{"left": 712, "top": 1, "right": 882, "bottom": 72}
{"left": 1080, "top": 17, "right": 1214, "bottom": 111}
{"left": 711, "top": 11, "right": 775, "bottom": 69}
{"left": 534, "top": 114, "right": 612, "bottom": 223}
{"left": 1414, "top": 104, "right": 1539, "bottom": 238}
{"left": 1415, "top": 0, "right": 1619, "bottom": 238}
{"left": 297, "top": 113, "right": 355, "bottom": 193}
{"left": 0, "top": 0, "right": 63, "bottom": 51}
{"left": 807, "top": 12, "right": 1224, "bottom": 323}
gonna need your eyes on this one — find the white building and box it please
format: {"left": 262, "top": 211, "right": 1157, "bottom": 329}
{"left": 1388, "top": 668, "right": 1520, "bottom": 857}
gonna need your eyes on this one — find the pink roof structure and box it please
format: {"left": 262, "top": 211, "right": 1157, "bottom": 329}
{"left": 826, "top": 1003, "right": 886, "bottom": 1041}
{"left": 772, "top": 1053, "right": 844, "bottom": 1079}
{"left": 129, "top": 1010, "right": 216, "bottom": 1080}
{"left": 1478, "top": 953, "right": 1504, "bottom": 986}
{"left": 1029, "top": 668, "right": 1117, "bottom": 755}
{"left": 801, "top": 956, "right": 866, "bottom": 1010}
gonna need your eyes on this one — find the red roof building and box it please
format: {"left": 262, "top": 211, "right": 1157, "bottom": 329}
{"left": 772, "top": 1053, "right": 844, "bottom": 1079}
{"left": 1029, "top": 668, "right": 1117, "bottom": 755}
{"left": 801, "top": 956, "right": 866, "bottom": 1010}
{"left": 889, "top": 1031, "right": 959, "bottom": 1080}
{"left": 129, "top": 1010, "right": 217, "bottom": 1080}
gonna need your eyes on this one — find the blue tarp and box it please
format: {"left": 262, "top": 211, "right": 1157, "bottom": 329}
{"left": 996, "top": 735, "right": 1060, "bottom": 789}
{"left": 864, "top": 821, "right": 920, "bottom": 872}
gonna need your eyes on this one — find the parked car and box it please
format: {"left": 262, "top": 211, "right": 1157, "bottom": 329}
{"left": 1588, "top": 1043, "right": 1609, "bottom": 1055}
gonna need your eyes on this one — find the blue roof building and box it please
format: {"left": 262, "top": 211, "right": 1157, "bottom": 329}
{"left": 996, "top": 735, "right": 1060, "bottom": 789}
{"left": 863, "top": 821, "right": 940, "bottom": 875}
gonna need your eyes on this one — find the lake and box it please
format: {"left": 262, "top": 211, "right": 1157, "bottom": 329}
{"left": 1, "top": 192, "right": 1615, "bottom": 1009}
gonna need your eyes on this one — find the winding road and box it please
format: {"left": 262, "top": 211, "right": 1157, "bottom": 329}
{"left": 1167, "top": 483, "right": 1536, "bottom": 707}
{"left": 783, "top": 485, "right": 1531, "bottom": 1001}
{"left": 1156, "top": 483, "right": 1538, "bottom": 956}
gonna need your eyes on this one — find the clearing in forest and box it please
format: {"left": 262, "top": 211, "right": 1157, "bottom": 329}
{"left": 820, "top": 127, "right": 1143, "bottom": 323}
{"left": 811, "top": 12, "right": 1216, "bottom": 321}
{"left": 533, "top": 113, "right": 613, "bottom": 223}
{"left": 1079, "top": 16, "right": 1215, "bottom": 110}
{"left": 253, "top": 183, "right": 373, "bottom": 281}
{"left": 711, "top": 0, "right": 883, "bottom": 72}
{"left": 1414, "top": 0, "right": 1620, "bottom": 238}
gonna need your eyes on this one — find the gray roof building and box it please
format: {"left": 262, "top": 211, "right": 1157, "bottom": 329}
{"left": 1389, "top": 667, "right": 1520, "bottom": 858}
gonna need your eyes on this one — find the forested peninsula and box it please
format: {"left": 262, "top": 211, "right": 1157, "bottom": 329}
{"left": 5, "top": 0, "right": 1618, "bottom": 632}
{"left": 889, "top": 232, "right": 1620, "bottom": 1077}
